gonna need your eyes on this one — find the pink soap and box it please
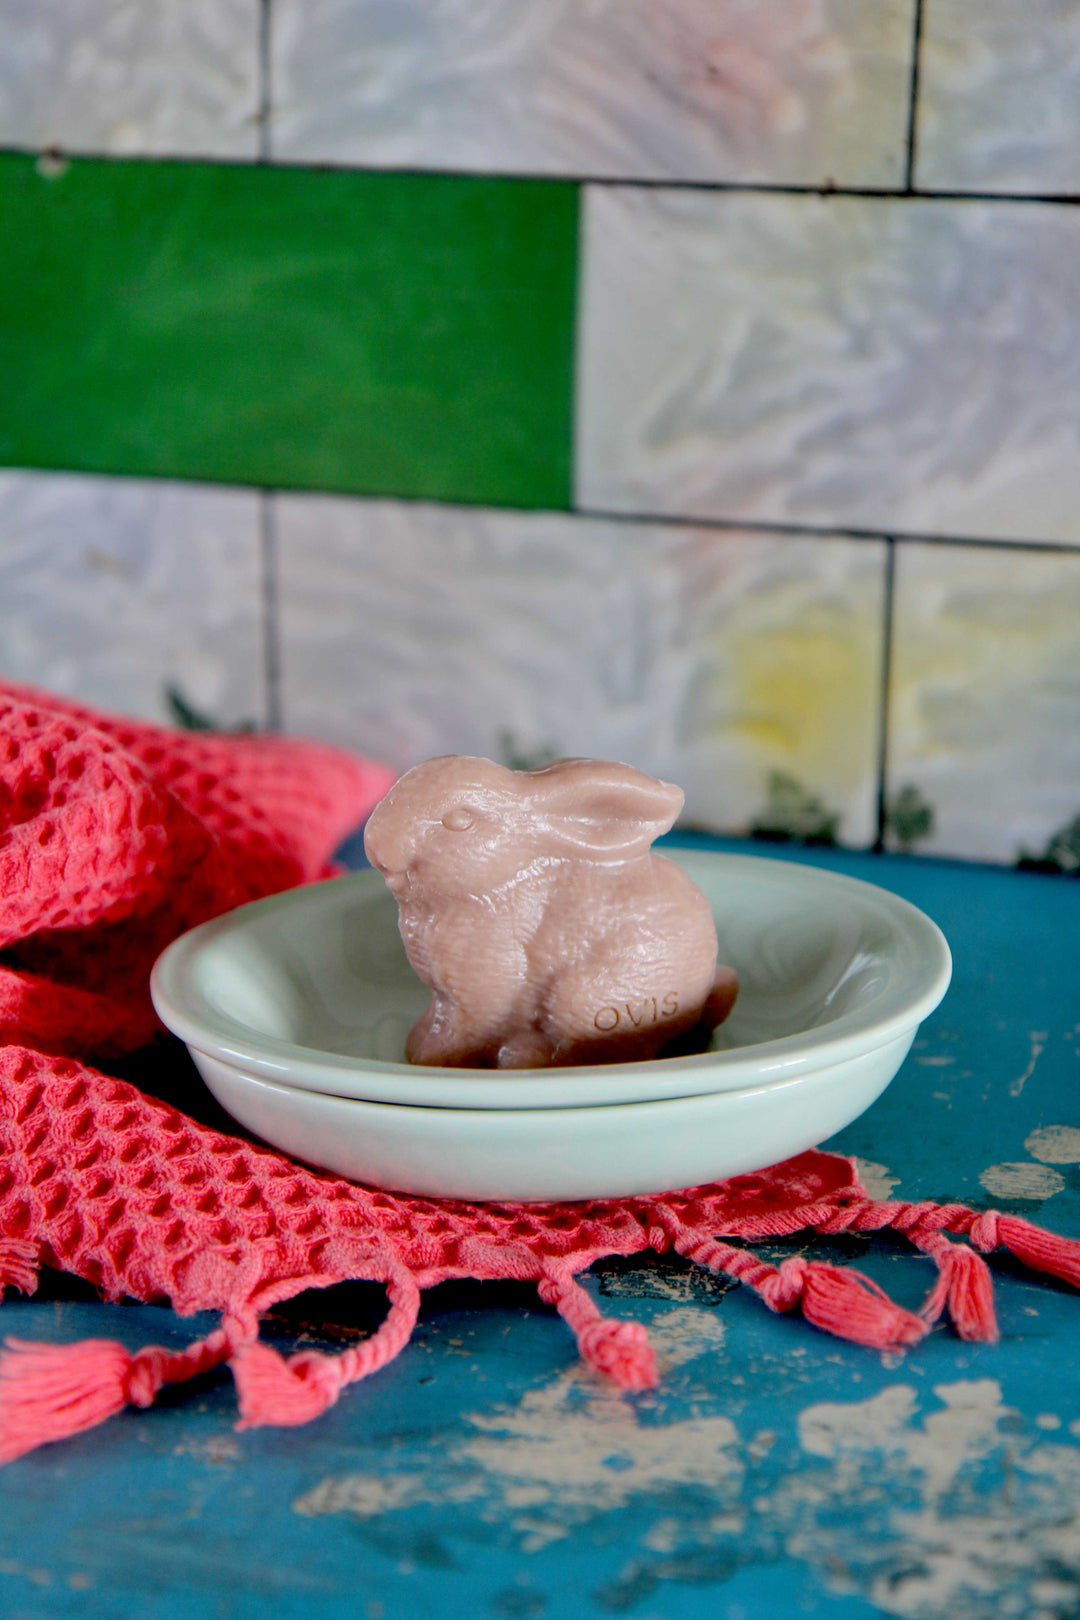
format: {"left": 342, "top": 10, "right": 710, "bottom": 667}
{"left": 363, "top": 755, "right": 738, "bottom": 1069}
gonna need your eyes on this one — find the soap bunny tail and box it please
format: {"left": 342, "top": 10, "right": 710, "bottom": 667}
{"left": 704, "top": 965, "right": 740, "bottom": 1029}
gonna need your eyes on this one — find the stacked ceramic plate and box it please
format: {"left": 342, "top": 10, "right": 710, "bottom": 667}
{"left": 151, "top": 851, "right": 951, "bottom": 1203}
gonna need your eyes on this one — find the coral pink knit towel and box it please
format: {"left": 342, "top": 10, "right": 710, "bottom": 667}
{"left": 1, "top": 684, "right": 1079, "bottom": 1465}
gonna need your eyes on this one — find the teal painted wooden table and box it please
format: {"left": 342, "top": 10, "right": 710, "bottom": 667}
{"left": 1, "top": 840, "right": 1078, "bottom": 1620}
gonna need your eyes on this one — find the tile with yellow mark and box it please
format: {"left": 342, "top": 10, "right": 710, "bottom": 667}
{"left": 886, "top": 542, "right": 1080, "bottom": 863}
{"left": 276, "top": 494, "right": 885, "bottom": 844}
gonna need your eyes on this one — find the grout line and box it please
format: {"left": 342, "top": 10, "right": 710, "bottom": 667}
{"left": 569, "top": 177, "right": 1080, "bottom": 206}
{"left": 255, "top": 2, "right": 278, "bottom": 730}
{"left": 873, "top": 539, "right": 898, "bottom": 852}
{"left": 568, "top": 184, "right": 587, "bottom": 512}
{"left": 903, "top": 0, "right": 925, "bottom": 194}
{"left": 2, "top": 458, "right": 1077, "bottom": 556}
{"left": 259, "top": 490, "right": 284, "bottom": 732}
{"left": 256, "top": 0, "right": 272, "bottom": 163}
{"left": 1, "top": 143, "right": 1078, "bottom": 207}
{"left": 573, "top": 502, "right": 1080, "bottom": 555}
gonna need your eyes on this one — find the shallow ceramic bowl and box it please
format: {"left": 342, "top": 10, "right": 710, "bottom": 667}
{"left": 152, "top": 852, "right": 951, "bottom": 1108}
{"left": 188, "top": 1033, "right": 914, "bottom": 1201}
{"left": 151, "top": 851, "right": 950, "bottom": 1199}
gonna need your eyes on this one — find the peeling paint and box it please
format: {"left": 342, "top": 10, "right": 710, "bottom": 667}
{"left": 172, "top": 1433, "right": 241, "bottom": 1466}
{"left": 293, "top": 1470, "right": 482, "bottom": 1521}
{"left": 978, "top": 1162, "right": 1066, "bottom": 1201}
{"left": 459, "top": 1310, "right": 737, "bottom": 1548}
{"left": 777, "top": 1381, "right": 1080, "bottom": 1618}
{"left": 1009, "top": 1030, "right": 1048, "bottom": 1098}
{"left": 649, "top": 1304, "right": 728, "bottom": 1370}
{"left": 1025, "top": 1124, "right": 1080, "bottom": 1165}
{"left": 293, "top": 1308, "right": 732, "bottom": 1540}
{"left": 291, "top": 1334, "right": 1080, "bottom": 1620}
{"left": 852, "top": 1158, "right": 901, "bottom": 1199}
{"left": 595, "top": 1255, "right": 734, "bottom": 1307}
{"left": 296, "top": 1316, "right": 727, "bottom": 1543}
{"left": 462, "top": 1391, "right": 740, "bottom": 1549}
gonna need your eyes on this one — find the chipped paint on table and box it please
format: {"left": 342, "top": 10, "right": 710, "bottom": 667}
{"left": 0, "top": 840, "right": 1078, "bottom": 1619}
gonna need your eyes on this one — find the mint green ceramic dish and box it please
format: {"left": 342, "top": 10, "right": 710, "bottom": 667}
{"left": 152, "top": 852, "right": 951, "bottom": 1110}
{"left": 152, "top": 852, "right": 950, "bottom": 1199}
{"left": 187, "top": 1038, "right": 915, "bottom": 1202}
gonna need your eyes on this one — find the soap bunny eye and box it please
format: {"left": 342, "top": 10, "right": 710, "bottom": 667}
{"left": 441, "top": 807, "right": 476, "bottom": 832}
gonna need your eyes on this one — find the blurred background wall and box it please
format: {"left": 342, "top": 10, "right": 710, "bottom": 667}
{"left": 1, "top": 0, "right": 1079, "bottom": 870}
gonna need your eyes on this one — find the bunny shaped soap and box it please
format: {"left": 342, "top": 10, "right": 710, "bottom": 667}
{"left": 363, "top": 755, "right": 738, "bottom": 1069}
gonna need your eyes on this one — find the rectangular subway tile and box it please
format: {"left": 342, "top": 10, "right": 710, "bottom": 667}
{"left": 916, "top": 0, "right": 1080, "bottom": 195}
{"left": 276, "top": 494, "right": 886, "bottom": 847}
{"left": 576, "top": 188, "right": 1080, "bottom": 546}
{"left": 0, "top": 0, "right": 260, "bottom": 160}
{"left": 271, "top": 0, "right": 915, "bottom": 188}
{"left": 886, "top": 543, "right": 1080, "bottom": 866}
{"left": 0, "top": 469, "right": 265, "bottom": 727}
{"left": 0, "top": 154, "right": 577, "bottom": 509}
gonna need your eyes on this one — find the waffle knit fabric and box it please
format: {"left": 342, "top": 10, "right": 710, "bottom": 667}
{"left": 1, "top": 685, "right": 1079, "bottom": 1464}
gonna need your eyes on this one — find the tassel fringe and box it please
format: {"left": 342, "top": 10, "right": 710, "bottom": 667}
{"left": 235, "top": 1269, "right": 422, "bottom": 1431}
{"left": 0, "top": 1321, "right": 239, "bottom": 1461}
{"left": 989, "top": 1214, "right": 1080, "bottom": 1290}
{"left": 913, "top": 1233, "right": 998, "bottom": 1342}
{"left": 2, "top": 1187, "right": 1078, "bottom": 1460}
{"left": 0, "top": 1338, "right": 135, "bottom": 1463}
{"left": 232, "top": 1342, "right": 341, "bottom": 1428}
{"left": 0, "top": 1239, "right": 40, "bottom": 1299}
{"left": 538, "top": 1266, "right": 658, "bottom": 1390}
{"left": 781, "top": 1260, "right": 927, "bottom": 1351}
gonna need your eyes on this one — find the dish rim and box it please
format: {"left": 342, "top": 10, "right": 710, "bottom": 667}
{"left": 191, "top": 1030, "right": 914, "bottom": 1199}
{"left": 196, "top": 1027, "right": 915, "bottom": 1122}
{"left": 151, "top": 850, "right": 952, "bottom": 1109}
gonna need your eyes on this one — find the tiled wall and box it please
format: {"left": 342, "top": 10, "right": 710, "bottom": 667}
{"left": 2, "top": 0, "right": 1079, "bottom": 870}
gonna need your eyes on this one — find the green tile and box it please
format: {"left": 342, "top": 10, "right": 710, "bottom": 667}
{"left": 0, "top": 154, "right": 577, "bottom": 507}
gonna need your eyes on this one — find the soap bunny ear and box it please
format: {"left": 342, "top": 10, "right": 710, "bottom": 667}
{"left": 524, "top": 759, "right": 683, "bottom": 858}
